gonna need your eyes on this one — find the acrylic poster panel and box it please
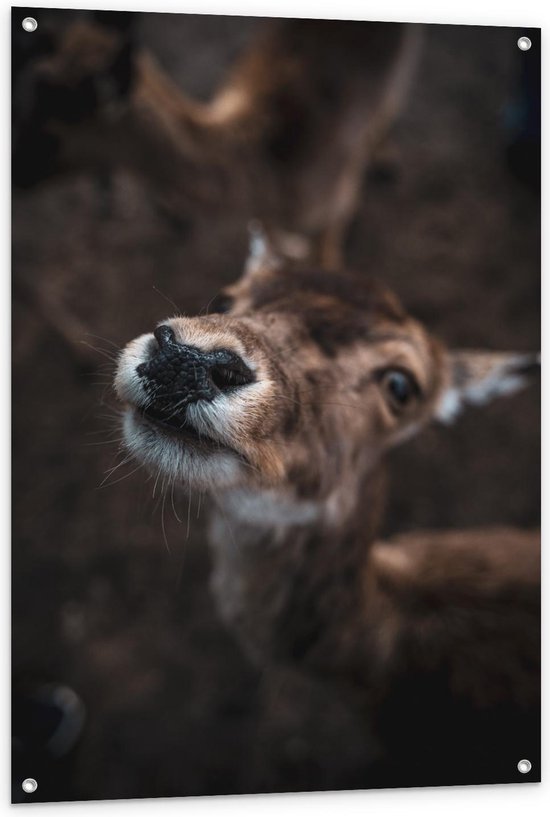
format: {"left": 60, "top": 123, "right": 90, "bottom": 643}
{"left": 12, "top": 7, "right": 540, "bottom": 802}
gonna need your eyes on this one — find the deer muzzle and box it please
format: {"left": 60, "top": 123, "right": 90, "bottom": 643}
{"left": 136, "top": 325, "right": 255, "bottom": 426}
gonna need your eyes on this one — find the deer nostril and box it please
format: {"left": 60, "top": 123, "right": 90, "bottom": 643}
{"left": 210, "top": 359, "right": 255, "bottom": 392}
{"left": 154, "top": 324, "right": 176, "bottom": 349}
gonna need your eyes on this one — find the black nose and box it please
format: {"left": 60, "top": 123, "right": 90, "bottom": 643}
{"left": 136, "top": 325, "right": 255, "bottom": 412}
{"left": 154, "top": 324, "right": 177, "bottom": 348}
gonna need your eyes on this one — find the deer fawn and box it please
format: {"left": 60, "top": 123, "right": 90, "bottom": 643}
{"left": 114, "top": 230, "right": 540, "bottom": 787}
{"left": 13, "top": 15, "right": 419, "bottom": 266}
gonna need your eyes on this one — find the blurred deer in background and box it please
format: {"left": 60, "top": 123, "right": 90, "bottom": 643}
{"left": 13, "top": 13, "right": 420, "bottom": 266}
{"left": 114, "top": 229, "right": 540, "bottom": 787}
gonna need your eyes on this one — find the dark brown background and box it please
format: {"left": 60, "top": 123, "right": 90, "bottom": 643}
{"left": 12, "top": 10, "right": 540, "bottom": 801}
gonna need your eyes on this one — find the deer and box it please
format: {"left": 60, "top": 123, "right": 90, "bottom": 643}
{"left": 13, "top": 13, "right": 420, "bottom": 266}
{"left": 114, "top": 229, "right": 540, "bottom": 789}
{"left": 20, "top": 9, "right": 538, "bottom": 789}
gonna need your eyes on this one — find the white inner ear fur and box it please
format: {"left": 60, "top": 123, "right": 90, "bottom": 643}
{"left": 245, "top": 220, "right": 281, "bottom": 276}
{"left": 436, "top": 351, "right": 540, "bottom": 424}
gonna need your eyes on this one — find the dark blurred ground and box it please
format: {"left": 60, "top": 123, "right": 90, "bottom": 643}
{"left": 12, "top": 12, "right": 540, "bottom": 802}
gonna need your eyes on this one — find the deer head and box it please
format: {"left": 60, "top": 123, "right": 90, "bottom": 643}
{"left": 13, "top": 15, "right": 420, "bottom": 266}
{"left": 114, "top": 231, "right": 538, "bottom": 525}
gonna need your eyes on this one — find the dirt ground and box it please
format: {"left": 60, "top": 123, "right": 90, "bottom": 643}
{"left": 12, "top": 12, "right": 540, "bottom": 802}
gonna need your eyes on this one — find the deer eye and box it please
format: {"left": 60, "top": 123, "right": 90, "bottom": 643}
{"left": 209, "top": 292, "right": 233, "bottom": 314}
{"left": 379, "top": 369, "right": 420, "bottom": 412}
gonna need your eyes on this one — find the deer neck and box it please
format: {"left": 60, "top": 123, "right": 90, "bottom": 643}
{"left": 207, "top": 467, "right": 386, "bottom": 674}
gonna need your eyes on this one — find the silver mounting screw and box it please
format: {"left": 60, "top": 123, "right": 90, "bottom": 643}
{"left": 22, "top": 17, "right": 38, "bottom": 33}
{"left": 22, "top": 778, "right": 38, "bottom": 794}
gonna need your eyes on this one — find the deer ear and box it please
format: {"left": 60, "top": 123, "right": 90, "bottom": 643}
{"left": 244, "top": 221, "right": 315, "bottom": 277}
{"left": 435, "top": 350, "right": 540, "bottom": 424}
{"left": 244, "top": 221, "right": 282, "bottom": 277}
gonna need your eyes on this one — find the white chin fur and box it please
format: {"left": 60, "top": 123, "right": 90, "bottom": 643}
{"left": 121, "top": 409, "right": 243, "bottom": 490}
